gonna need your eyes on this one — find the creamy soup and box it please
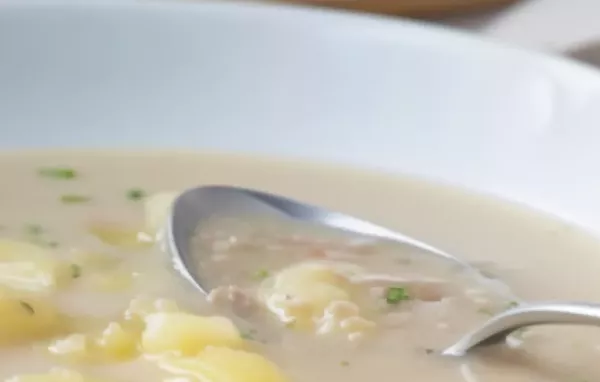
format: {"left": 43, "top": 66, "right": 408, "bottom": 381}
{"left": 0, "top": 152, "right": 600, "bottom": 382}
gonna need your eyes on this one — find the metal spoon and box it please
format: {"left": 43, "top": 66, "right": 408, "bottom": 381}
{"left": 441, "top": 302, "right": 600, "bottom": 356}
{"left": 165, "top": 185, "right": 600, "bottom": 355}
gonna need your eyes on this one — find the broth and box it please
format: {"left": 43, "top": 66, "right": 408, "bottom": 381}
{"left": 0, "top": 152, "right": 599, "bottom": 382}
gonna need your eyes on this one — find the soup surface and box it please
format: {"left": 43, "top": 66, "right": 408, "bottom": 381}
{"left": 0, "top": 152, "right": 600, "bottom": 382}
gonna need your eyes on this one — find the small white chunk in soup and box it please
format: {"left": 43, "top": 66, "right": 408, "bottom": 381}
{"left": 0, "top": 152, "right": 598, "bottom": 382}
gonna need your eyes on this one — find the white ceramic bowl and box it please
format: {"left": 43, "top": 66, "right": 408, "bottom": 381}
{"left": 2, "top": 1, "right": 600, "bottom": 233}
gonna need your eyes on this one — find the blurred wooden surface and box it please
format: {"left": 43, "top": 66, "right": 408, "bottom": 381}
{"left": 264, "top": 0, "right": 519, "bottom": 17}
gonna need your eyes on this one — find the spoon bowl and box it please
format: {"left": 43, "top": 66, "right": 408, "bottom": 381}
{"left": 167, "top": 185, "right": 476, "bottom": 290}
{"left": 166, "top": 185, "right": 600, "bottom": 356}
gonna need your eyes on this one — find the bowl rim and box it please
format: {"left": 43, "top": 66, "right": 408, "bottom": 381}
{"left": 3, "top": 0, "right": 600, "bottom": 82}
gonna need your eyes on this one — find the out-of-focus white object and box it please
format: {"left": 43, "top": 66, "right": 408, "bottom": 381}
{"left": 5, "top": 0, "right": 600, "bottom": 53}
{"left": 444, "top": 0, "right": 600, "bottom": 52}
{"left": 567, "top": 41, "right": 600, "bottom": 68}
{"left": 3, "top": 0, "right": 600, "bottom": 234}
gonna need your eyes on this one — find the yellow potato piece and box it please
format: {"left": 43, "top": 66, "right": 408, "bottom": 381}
{"left": 144, "top": 192, "right": 178, "bottom": 237}
{"left": 47, "top": 321, "right": 141, "bottom": 363}
{"left": 125, "top": 296, "right": 180, "bottom": 322}
{"left": 0, "top": 296, "right": 63, "bottom": 344}
{"left": 71, "top": 251, "right": 120, "bottom": 272}
{"left": 278, "top": 280, "right": 350, "bottom": 310}
{"left": 87, "top": 222, "right": 152, "bottom": 249}
{"left": 5, "top": 368, "right": 107, "bottom": 382}
{"left": 86, "top": 269, "right": 133, "bottom": 293}
{"left": 0, "top": 239, "right": 67, "bottom": 292}
{"left": 160, "top": 347, "right": 289, "bottom": 382}
{"left": 96, "top": 322, "right": 139, "bottom": 360}
{"left": 270, "top": 262, "right": 353, "bottom": 286}
{"left": 266, "top": 283, "right": 350, "bottom": 330}
{"left": 141, "top": 312, "right": 242, "bottom": 356}
{"left": 259, "top": 261, "right": 359, "bottom": 328}
{"left": 47, "top": 333, "right": 90, "bottom": 362}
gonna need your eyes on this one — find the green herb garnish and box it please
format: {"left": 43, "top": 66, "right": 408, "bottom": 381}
{"left": 38, "top": 167, "right": 77, "bottom": 180}
{"left": 477, "top": 307, "right": 494, "bottom": 316}
{"left": 31, "top": 239, "right": 59, "bottom": 248}
{"left": 126, "top": 188, "right": 146, "bottom": 201}
{"left": 385, "top": 287, "right": 410, "bottom": 304}
{"left": 254, "top": 269, "right": 270, "bottom": 280}
{"left": 506, "top": 301, "right": 519, "bottom": 310}
{"left": 24, "top": 224, "right": 43, "bottom": 236}
{"left": 70, "top": 264, "right": 82, "bottom": 279}
{"left": 19, "top": 301, "right": 35, "bottom": 315}
{"left": 340, "top": 360, "right": 350, "bottom": 367}
{"left": 22, "top": 224, "right": 59, "bottom": 248}
{"left": 60, "top": 194, "right": 91, "bottom": 204}
{"left": 240, "top": 329, "right": 268, "bottom": 344}
{"left": 284, "top": 321, "right": 296, "bottom": 329}
{"left": 240, "top": 328, "right": 259, "bottom": 340}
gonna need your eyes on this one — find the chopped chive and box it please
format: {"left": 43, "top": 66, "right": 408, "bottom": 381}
{"left": 240, "top": 328, "right": 258, "bottom": 340}
{"left": 253, "top": 269, "right": 270, "bottom": 280}
{"left": 385, "top": 287, "right": 410, "bottom": 304}
{"left": 60, "top": 194, "right": 91, "bottom": 204}
{"left": 19, "top": 301, "right": 35, "bottom": 315}
{"left": 47, "top": 241, "right": 59, "bottom": 248}
{"left": 38, "top": 167, "right": 77, "bottom": 180}
{"left": 477, "top": 307, "right": 494, "bottom": 316}
{"left": 24, "top": 224, "right": 43, "bottom": 236}
{"left": 70, "top": 264, "right": 82, "bottom": 279}
{"left": 284, "top": 321, "right": 296, "bottom": 329}
{"left": 126, "top": 188, "right": 146, "bottom": 201}
{"left": 240, "top": 329, "right": 268, "bottom": 344}
{"left": 35, "top": 239, "right": 58, "bottom": 248}
{"left": 340, "top": 360, "right": 350, "bottom": 367}
{"left": 506, "top": 301, "right": 519, "bottom": 310}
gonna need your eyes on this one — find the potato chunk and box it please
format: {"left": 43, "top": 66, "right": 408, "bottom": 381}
{"left": 87, "top": 222, "right": 151, "bottom": 249}
{"left": 47, "top": 321, "right": 141, "bottom": 363}
{"left": 141, "top": 312, "right": 242, "bottom": 356}
{"left": 0, "top": 239, "right": 67, "bottom": 292}
{"left": 86, "top": 269, "right": 133, "bottom": 293}
{"left": 160, "top": 347, "right": 289, "bottom": 382}
{"left": 0, "top": 296, "right": 62, "bottom": 344}
{"left": 96, "top": 322, "right": 139, "bottom": 360}
{"left": 258, "top": 261, "right": 358, "bottom": 328}
{"left": 124, "top": 296, "right": 180, "bottom": 321}
{"left": 143, "top": 192, "right": 178, "bottom": 237}
{"left": 259, "top": 261, "right": 376, "bottom": 340}
{"left": 47, "top": 333, "right": 89, "bottom": 362}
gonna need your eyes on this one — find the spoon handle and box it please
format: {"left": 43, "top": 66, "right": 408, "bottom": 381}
{"left": 442, "top": 302, "right": 600, "bottom": 356}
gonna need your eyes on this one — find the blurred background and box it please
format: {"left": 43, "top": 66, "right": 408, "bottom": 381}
{"left": 263, "top": 0, "right": 517, "bottom": 17}
{"left": 8, "top": 0, "right": 600, "bottom": 63}
{"left": 260, "top": 0, "right": 600, "bottom": 57}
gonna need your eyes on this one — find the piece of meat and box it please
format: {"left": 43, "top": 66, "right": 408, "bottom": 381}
{"left": 207, "top": 285, "right": 259, "bottom": 317}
